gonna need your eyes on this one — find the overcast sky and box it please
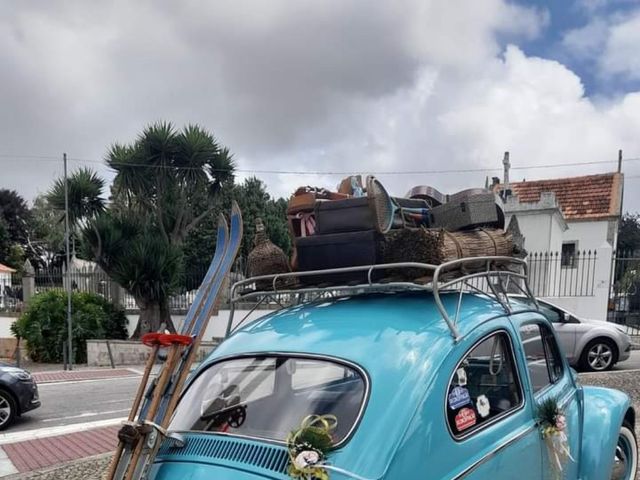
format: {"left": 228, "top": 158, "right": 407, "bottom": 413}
{"left": 2, "top": 0, "right": 640, "bottom": 211}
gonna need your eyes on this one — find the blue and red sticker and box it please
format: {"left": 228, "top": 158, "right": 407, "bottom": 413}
{"left": 455, "top": 407, "right": 477, "bottom": 431}
{"left": 448, "top": 386, "right": 471, "bottom": 410}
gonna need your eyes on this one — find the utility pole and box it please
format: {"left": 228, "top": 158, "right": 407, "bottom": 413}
{"left": 64, "top": 153, "right": 73, "bottom": 370}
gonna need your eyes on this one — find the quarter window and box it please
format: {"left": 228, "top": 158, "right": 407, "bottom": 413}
{"left": 446, "top": 332, "right": 522, "bottom": 438}
{"left": 519, "top": 323, "right": 564, "bottom": 393}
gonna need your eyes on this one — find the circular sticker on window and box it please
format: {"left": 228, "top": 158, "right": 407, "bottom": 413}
{"left": 476, "top": 395, "right": 490, "bottom": 418}
{"left": 455, "top": 407, "right": 477, "bottom": 431}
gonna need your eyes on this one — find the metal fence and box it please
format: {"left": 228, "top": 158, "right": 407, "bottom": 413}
{"left": 0, "top": 263, "right": 243, "bottom": 314}
{"left": 609, "top": 251, "right": 640, "bottom": 335}
{"left": 527, "top": 250, "right": 597, "bottom": 298}
{"left": 0, "top": 273, "right": 22, "bottom": 313}
{"left": 5, "top": 252, "right": 638, "bottom": 337}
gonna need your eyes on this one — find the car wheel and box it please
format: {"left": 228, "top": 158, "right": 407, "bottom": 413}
{"left": 611, "top": 421, "right": 638, "bottom": 480}
{"left": 580, "top": 338, "right": 618, "bottom": 372}
{"left": 0, "top": 389, "right": 16, "bottom": 430}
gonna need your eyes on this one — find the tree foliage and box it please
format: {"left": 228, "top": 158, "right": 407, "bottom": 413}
{"left": 0, "top": 189, "right": 32, "bottom": 270}
{"left": 0, "top": 189, "right": 30, "bottom": 244}
{"left": 107, "top": 122, "right": 234, "bottom": 246}
{"left": 13, "top": 290, "right": 128, "bottom": 363}
{"left": 183, "top": 177, "right": 290, "bottom": 281}
{"left": 27, "top": 195, "right": 66, "bottom": 269}
{"left": 47, "top": 168, "right": 106, "bottom": 228}
{"left": 0, "top": 218, "right": 10, "bottom": 266}
{"left": 617, "top": 213, "right": 640, "bottom": 254}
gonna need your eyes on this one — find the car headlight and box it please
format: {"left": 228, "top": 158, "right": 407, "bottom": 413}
{"left": 5, "top": 368, "right": 32, "bottom": 381}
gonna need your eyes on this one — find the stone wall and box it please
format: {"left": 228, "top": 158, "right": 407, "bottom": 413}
{"left": 86, "top": 339, "right": 222, "bottom": 367}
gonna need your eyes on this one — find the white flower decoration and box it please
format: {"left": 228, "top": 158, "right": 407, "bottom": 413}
{"left": 294, "top": 450, "right": 320, "bottom": 469}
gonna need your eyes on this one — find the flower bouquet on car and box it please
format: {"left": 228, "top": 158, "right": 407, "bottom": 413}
{"left": 537, "top": 397, "right": 574, "bottom": 479}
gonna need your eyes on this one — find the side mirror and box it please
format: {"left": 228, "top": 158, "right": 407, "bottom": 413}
{"left": 562, "top": 312, "right": 571, "bottom": 323}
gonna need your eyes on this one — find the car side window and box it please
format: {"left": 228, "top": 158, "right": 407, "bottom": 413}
{"left": 446, "top": 332, "right": 523, "bottom": 439}
{"left": 519, "top": 323, "right": 564, "bottom": 393}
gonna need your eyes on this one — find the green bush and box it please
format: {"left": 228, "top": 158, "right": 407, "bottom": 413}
{"left": 13, "top": 290, "right": 128, "bottom": 363}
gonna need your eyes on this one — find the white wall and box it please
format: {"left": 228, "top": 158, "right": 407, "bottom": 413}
{"left": 562, "top": 220, "right": 610, "bottom": 251}
{"left": 541, "top": 243, "right": 613, "bottom": 321}
{"left": 0, "top": 309, "right": 274, "bottom": 344}
{"left": 0, "top": 314, "right": 16, "bottom": 338}
{"left": 505, "top": 211, "right": 565, "bottom": 253}
{"left": 125, "top": 308, "right": 274, "bottom": 339}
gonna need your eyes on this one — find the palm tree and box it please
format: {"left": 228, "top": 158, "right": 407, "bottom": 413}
{"left": 47, "top": 167, "right": 106, "bottom": 257}
{"left": 48, "top": 123, "right": 234, "bottom": 337}
{"left": 47, "top": 168, "right": 106, "bottom": 227}
{"left": 80, "top": 122, "right": 235, "bottom": 337}
{"left": 107, "top": 122, "right": 234, "bottom": 246}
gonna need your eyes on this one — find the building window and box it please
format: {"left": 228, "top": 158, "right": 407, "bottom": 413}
{"left": 561, "top": 242, "right": 577, "bottom": 268}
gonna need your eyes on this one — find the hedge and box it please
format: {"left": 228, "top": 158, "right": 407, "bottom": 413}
{"left": 12, "top": 290, "right": 128, "bottom": 363}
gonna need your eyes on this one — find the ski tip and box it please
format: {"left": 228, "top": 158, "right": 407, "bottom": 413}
{"left": 231, "top": 200, "right": 241, "bottom": 216}
{"left": 217, "top": 212, "right": 228, "bottom": 230}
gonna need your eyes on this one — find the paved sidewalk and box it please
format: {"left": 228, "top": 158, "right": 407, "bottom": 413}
{"left": 32, "top": 369, "right": 138, "bottom": 384}
{"left": 1, "top": 425, "right": 118, "bottom": 475}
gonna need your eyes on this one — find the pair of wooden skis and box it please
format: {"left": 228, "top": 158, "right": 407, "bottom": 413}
{"left": 106, "top": 202, "right": 243, "bottom": 480}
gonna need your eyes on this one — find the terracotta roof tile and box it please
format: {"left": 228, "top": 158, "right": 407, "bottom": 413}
{"left": 504, "top": 172, "right": 622, "bottom": 220}
{"left": 0, "top": 263, "right": 16, "bottom": 273}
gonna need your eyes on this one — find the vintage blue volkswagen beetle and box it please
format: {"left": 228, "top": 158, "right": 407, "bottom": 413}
{"left": 149, "top": 259, "right": 637, "bottom": 480}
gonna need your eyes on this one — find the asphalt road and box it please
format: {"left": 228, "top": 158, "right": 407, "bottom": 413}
{"left": 8, "top": 375, "right": 141, "bottom": 433}
{"left": 613, "top": 349, "right": 640, "bottom": 371}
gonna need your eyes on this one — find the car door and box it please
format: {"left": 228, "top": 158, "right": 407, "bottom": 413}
{"left": 441, "top": 326, "right": 544, "bottom": 480}
{"left": 512, "top": 313, "right": 581, "bottom": 480}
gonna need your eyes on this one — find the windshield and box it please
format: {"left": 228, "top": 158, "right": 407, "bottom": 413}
{"left": 169, "top": 356, "right": 367, "bottom": 444}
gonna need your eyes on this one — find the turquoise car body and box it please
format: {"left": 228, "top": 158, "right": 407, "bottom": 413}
{"left": 149, "top": 292, "right": 634, "bottom": 480}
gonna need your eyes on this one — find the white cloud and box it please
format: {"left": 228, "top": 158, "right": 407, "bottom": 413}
{"left": 601, "top": 11, "right": 640, "bottom": 80}
{"left": 563, "top": 7, "right": 640, "bottom": 81}
{"left": 2, "top": 1, "right": 640, "bottom": 211}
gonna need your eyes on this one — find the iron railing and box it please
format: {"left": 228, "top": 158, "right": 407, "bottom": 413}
{"left": 609, "top": 250, "right": 640, "bottom": 336}
{"left": 527, "top": 250, "right": 597, "bottom": 298}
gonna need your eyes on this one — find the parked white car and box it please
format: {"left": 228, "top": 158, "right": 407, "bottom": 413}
{"left": 514, "top": 297, "right": 632, "bottom": 372}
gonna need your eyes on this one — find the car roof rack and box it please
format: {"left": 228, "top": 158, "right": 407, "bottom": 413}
{"left": 226, "top": 256, "right": 537, "bottom": 342}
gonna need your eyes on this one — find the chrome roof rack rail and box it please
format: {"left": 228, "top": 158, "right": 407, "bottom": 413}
{"left": 226, "top": 256, "right": 536, "bottom": 342}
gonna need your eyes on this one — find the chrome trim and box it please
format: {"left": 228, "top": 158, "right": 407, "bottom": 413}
{"left": 452, "top": 424, "right": 537, "bottom": 479}
{"left": 167, "top": 351, "right": 371, "bottom": 450}
{"left": 444, "top": 329, "right": 526, "bottom": 441}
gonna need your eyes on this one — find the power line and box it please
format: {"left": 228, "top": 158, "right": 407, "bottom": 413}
{"left": 65, "top": 155, "right": 640, "bottom": 176}
{"left": 3, "top": 152, "right": 640, "bottom": 176}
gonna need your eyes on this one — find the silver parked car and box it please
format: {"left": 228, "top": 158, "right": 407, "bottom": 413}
{"left": 514, "top": 297, "right": 632, "bottom": 372}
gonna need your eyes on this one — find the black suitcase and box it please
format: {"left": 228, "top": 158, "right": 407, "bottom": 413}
{"left": 315, "top": 197, "right": 375, "bottom": 235}
{"left": 430, "top": 190, "right": 503, "bottom": 230}
{"left": 295, "top": 230, "right": 382, "bottom": 284}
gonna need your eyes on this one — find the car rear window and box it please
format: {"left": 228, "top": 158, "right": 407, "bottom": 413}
{"left": 168, "top": 356, "right": 367, "bottom": 445}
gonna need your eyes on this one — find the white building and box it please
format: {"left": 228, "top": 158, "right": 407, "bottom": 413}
{"left": 0, "top": 263, "right": 16, "bottom": 308}
{"left": 500, "top": 171, "right": 623, "bottom": 320}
